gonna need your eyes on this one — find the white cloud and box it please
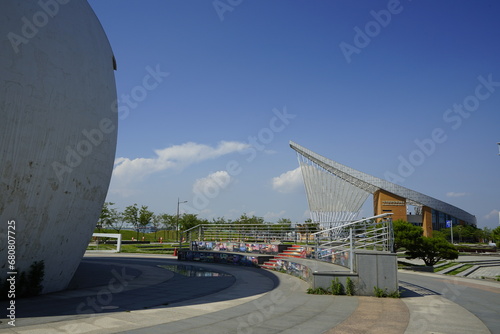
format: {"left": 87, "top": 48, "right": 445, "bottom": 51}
{"left": 272, "top": 167, "right": 303, "bottom": 193}
{"left": 485, "top": 209, "right": 499, "bottom": 220}
{"left": 446, "top": 192, "right": 468, "bottom": 198}
{"left": 193, "top": 171, "right": 231, "bottom": 197}
{"left": 112, "top": 141, "right": 249, "bottom": 183}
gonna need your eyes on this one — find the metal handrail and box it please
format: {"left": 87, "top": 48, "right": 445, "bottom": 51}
{"left": 311, "top": 213, "right": 393, "bottom": 236}
{"left": 314, "top": 214, "right": 394, "bottom": 272}
{"left": 183, "top": 215, "right": 394, "bottom": 273}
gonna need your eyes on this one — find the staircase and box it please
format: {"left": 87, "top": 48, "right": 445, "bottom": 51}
{"left": 261, "top": 245, "right": 304, "bottom": 270}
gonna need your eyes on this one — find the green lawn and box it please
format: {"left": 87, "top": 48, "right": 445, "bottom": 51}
{"left": 87, "top": 244, "right": 116, "bottom": 250}
{"left": 89, "top": 228, "right": 188, "bottom": 254}
{"left": 433, "top": 262, "right": 456, "bottom": 272}
{"left": 446, "top": 264, "right": 473, "bottom": 276}
{"left": 93, "top": 228, "right": 180, "bottom": 242}
{"left": 87, "top": 242, "right": 188, "bottom": 254}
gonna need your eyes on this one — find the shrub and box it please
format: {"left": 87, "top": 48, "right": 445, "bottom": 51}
{"left": 374, "top": 286, "right": 400, "bottom": 298}
{"left": 330, "top": 278, "right": 344, "bottom": 295}
{"left": 0, "top": 260, "right": 44, "bottom": 300}
{"left": 374, "top": 286, "right": 387, "bottom": 298}
{"left": 307, "top": 287, "right": 329, "bottom": 295}
{"left": 345, "top": 277, "right": 355, "bottom": 296}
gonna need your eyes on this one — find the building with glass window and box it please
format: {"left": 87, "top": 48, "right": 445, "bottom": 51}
{"left": 290, "top": 141, "right": 476, "bottom": 237}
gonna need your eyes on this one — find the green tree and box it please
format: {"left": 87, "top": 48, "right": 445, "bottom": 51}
{"left": 296, "top": 220, "right": 320, "bottom": 234}
{"left": 211, "top": 216, "right": 229, "bottom": 224}
{"left": 392, "top": 219, "right": 423, "bottom": 251}
{"left": 138, "top": 205, "right": 154, "bottom": 238}
{"left": 151, "top": 214, "right": 161, "bottom": 240}
{"left": 235, "top": 213, "right": 265, "bottom": 225}
{"left": 156, "top": 213, "right": 176, "bottom": 230}
{"left": 296, "top": 219, "right": 320, "bottom": 244}
{"left": 276, "top": 218, "right": 292, "bottom": 227}
{"left": 178, "top": 213, "right": 201, "bottom": 232}
{"left": 98, "top": 202, "right": 124, "bottom": 232}
{"left": 454, "top": 225, "right": 477, "bottom": 243}
{"left": 97, "top": 202, "right": 112, "bottom": 232}
{"left": 153, "top": 213, "right": 177, "bottom": 241}
{"left": 123, "top": 204, "right": 140, "bottom": 240}
{"left": 405, "top": 236, "right": 459, "bottom": 266}
{"left": 476, "top": 227, "right": 490, "bottom": 244}
{"left": 431, "top": 229, "right": 446, "bottom": 240}
{"left": 492, "top": 226, "right": 500, "bottom": 247}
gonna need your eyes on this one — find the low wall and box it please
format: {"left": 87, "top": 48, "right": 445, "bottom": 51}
{"left": 270, "top": 251, "right": 398, "bottom": 296}
{"left": 179, "top": 248, "right": 398, "bottom": 296}
{"left": 191, "top": 241, "right": 288, "bottom": 255}
{"left": 268, "top": 258, "right": 314, "bottom": 286}
{"left": 354, "top": 250, "right": 398, "bottom": 296}
{"left": 178, "top": 250, "right": 273, "bottom": 267}
{"left": 312, "top": 272, "right": 359, "bottom": 291}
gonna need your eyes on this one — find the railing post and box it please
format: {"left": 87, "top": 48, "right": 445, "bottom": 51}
{"left": 349, "top": 227, "right": 354, "bottom": 273}
{"left": 315, "top": 234, "right": 319, "bottom": 259}
{"left": 388, "top": 218, "right": 394, "bottom": 253}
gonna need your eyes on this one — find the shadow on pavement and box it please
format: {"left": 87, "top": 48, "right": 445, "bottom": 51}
{"left": 399, "top": 280, "right": 442, "bottom": 297}
{"left": 0, "top": 255, "right": 280, "bottom": 324}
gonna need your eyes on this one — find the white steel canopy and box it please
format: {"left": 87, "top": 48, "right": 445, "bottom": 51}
{"left": 290, "top": 141, "right": 477, "bottom": 227}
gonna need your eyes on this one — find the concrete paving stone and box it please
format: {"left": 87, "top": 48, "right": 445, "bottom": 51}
{"left": 279, "top": 319, "right": 332, "bottom": 334}
{"left": 258, "top": 314, "right": 312, "bottom": 330}
{"left": 2, "top": 253, "right": 496, "bottom": 334}
{"left": 328, "top": 297, "right": 409, "bottom": 334}
{"left": 126, "top": 314, "right": 232, "bottom": 334}
{"left": 468, "top": 266, "right": 500, "bottom": 278}
{"left": 403, "top": 295, "right": 490, "bottom": 334}
{"left": 11, "top": 323, "right": 68, "bottom": 334}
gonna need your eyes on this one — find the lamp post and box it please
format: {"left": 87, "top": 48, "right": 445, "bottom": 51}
{"left": 446, "top": 220, "right": 453, "bottom": 244}
{"left": 177, "top": 198, "right": 187, "bottom": 250}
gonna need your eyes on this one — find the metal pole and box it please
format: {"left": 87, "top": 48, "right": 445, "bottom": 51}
{"left": 451, "top": 222, "right": 454, "bottom": 244}
{"left": 349, "top": 227, "right": 354, "bottom": 273}
{"left": 177, "top": 198, "right": 187, "bottom": 251}
{"left": 315, "top": 234, "right": 319, "bottom": 260}
{"left": 176, "top": 198, "right": 180, "bottom": 249}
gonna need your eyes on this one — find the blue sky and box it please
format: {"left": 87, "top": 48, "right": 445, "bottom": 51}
{"left": 88, "top": 0, "right": 500, "bottom": 229}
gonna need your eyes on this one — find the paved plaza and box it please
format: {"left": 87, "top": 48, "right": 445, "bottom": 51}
{"left": 0, "top": 253, "right": 498, "bottom": 333}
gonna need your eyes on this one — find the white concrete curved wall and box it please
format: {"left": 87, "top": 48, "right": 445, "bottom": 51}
{"left": 0, "top": 0, "right": 117, "bottom": 293}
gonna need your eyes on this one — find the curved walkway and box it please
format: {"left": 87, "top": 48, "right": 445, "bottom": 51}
{"left": 0, "top": 253, "right": 495, "bottom": 333}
